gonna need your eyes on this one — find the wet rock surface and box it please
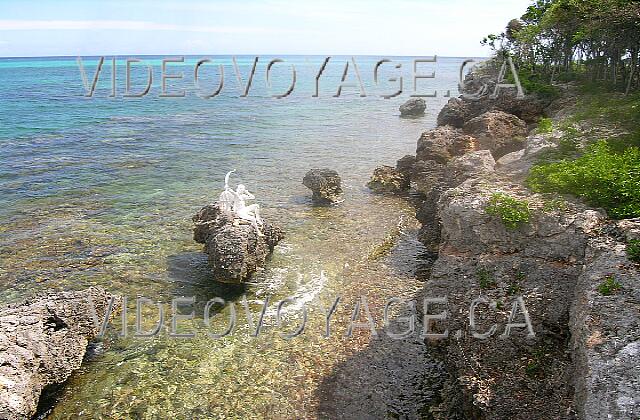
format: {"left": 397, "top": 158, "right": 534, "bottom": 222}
{"left": 192, "top": 203, "right": 284, "bottom": 283}
{"left": 302, "top": 168, "right": 343, "bottom": 204}
{"left": 367, "top": 165, "right": 409, "bottom": 194}
{"left": 0, "top": 287, "right": 114, "bottom": 420}
{"left": 399, "top": 98, "right": 427, "bottom": 116}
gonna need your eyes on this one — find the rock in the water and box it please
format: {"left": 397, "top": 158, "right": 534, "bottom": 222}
{"left": 193, "top": 203, "right": 284, "bottom": 283}
{"left": 399, "top": 98, "right": 426, "bottom": 117}
{"left": 416, "top": 125, "right": 478, "bottom": 164}
{"left": 367, "top": 165, "right": 409, "bottom": 194}
{"left": 463, "top": 110, "right": 527, "bottom": 159}
{"left": 302, "top": 169, "right": 343, "bottom": 204}
{"left": 0, "top": 288, "right": 115, "bottom": 419}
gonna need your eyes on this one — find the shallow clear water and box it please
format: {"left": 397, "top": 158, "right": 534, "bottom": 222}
{"left": 0, "top": 56, "right": 471, "bottom": 418}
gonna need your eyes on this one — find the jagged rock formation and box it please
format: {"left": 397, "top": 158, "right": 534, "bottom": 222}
{"left": 367, "top": 165, "right": 409, "bottom": 194}
{"left": 570, "top": 219, "right": 640, "bottom": 419}
{"left": 416, "top": 126, "right": 478, "bottom": 164}
{"left": 462, "top": 110, "right": 527, "bottom": 159}
{"left": 302, "top": 169, "right": 343, "bottom": 204}
{"left": 399, "top": 98, "right": 427, "bottom": 116}
{"left": 391, "top": 63, "right": 639, "bottom": 419}
{"left": 0, "top": 288, "right": 115, "bottom": 420}
{"left": 193, "top": 203, "right": 284, "bottom": 283}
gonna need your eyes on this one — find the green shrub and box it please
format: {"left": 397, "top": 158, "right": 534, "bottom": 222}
{"left": 477, "top": 268, "right": 497, "bottom": 290}
{"left": 525, "top": 361, "right": 541, "bottom": 377}
{"left": 485, "top": 193, "right": 532, "bottom": 229}
{"left": 528, "top": 141, "right": 640, "bottom": 219}
{"left": 542, "top": 197, "right": 568, "bottom": 212}
{"left": 507, "top": 271, "right": 525, "bottom": 295}
{"left": 537, "top": 117, "right": 553, "bottom": 134}
{"left": 627, "top": 240, "right": 640, "bottom": 263}
{"left": 597, "top": 275, "right": 621, "bottom": 296}
{"left": 513, "top": 70, "right": 560, "bottom": 100}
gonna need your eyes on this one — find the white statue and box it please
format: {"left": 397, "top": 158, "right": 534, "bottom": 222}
{"left": 219, "top": 170, "right": 264, "bottom": 236}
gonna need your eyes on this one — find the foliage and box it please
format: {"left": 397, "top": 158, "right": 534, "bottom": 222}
{"left": 485, "top": 193, "right": 532, "bottom": 229}
{"left": 627, "top": 239, "right": 640, "bottom": 263}
{"left": 597, "top": 275, "right": 621, "bottom": 296}
{"left": 477, "top": 268, "right": 497, "bottom": 290}
{"left": 537, "top": 117, "right": 554, "bottom": 133}
{"left": 485, "top": 0, "right": 640, "bottom": 94}
{"left": 528, "top": 141, "right": 640, "bottom": 219}
{"left": 570, "top": 90, "right": 640, "bottom": 150}
{"left": 542, "top": 197, "right": 568, "bottom": 212}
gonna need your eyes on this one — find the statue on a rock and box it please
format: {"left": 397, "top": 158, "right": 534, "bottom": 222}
{"left": 219, "top": 170, "right": 264, "bottom": 236}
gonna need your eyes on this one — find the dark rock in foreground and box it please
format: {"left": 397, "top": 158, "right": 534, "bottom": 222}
{"left": 399, "top": 98, "right": 426, "bottom": 117}
{"left": 302, "top": 169, "right": 343, "bottom": 205}
{"left": 0, "top": 287, "right": 114, "bottom": 419}
{"left": 193, "top": 203, "right": 284, "bottom": 283}
{"left": 367, "top": 165, "right": 409, "bottom": 194}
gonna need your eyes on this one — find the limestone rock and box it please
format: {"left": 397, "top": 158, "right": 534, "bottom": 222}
{"left": 436, "top": 98, "right": 470, "bottom": 128}
{"left": 0, "top": 288, "right": 115, "bottom": 419}
{"left": 395, "top": 155, "right": 417, "bottom": 178}
{"left": 367, "top": 165, "right": 409, "bottom": 194}
{"left": 302, "top": 169, "right": 343, "bottom": 204}
{"left": 399, "top": 98, "right": 426, "bottom": 117}
{"left": 416, "top": 126, "right": 478, "bottom": 164}
{"left": 463, "top": 111, "right": 527, "bottom": 159}
{"left": 445, "top": 150, "right": 496, "bottom": 187}
{"left": 193, "top": 203, "right": 284, "bottom": 283}
{"left": 570, "top": 231, "right": 640, "bottom": 419}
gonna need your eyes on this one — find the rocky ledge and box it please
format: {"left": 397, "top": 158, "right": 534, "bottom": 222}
{"left": 385, "top": 61, "right": 640, "bottom": 419}
{"left": 0, "top": 287, "right": 115, "bottom": 420}
{"left": 193, "top": 203, "right": 284, "bottom": 283}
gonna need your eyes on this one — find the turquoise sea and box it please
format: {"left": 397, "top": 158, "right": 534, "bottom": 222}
{"left": 0, "top": 56, "right": 477, "bottom": 418}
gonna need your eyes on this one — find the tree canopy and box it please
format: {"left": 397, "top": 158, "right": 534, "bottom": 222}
{"left": 483, "top": 0, "right": 640, "bottom": 93}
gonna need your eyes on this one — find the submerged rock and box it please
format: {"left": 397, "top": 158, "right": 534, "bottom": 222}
{"left": 302, "top": 169, "right": 343, "bottom": 204}
{"left": 0, "top": 287, "right": 115, "bottom": 419}
{"left": 399, "top": 98, "right": 426, "bottom": 117}
{"left": 367, "top": 165, "right": 409, "bottom": 194}
{"left": 193, "top": 203, "right": 284, "bottom": 283}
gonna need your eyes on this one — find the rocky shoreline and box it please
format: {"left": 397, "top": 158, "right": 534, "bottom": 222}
{"left": 0, "top": 288, "right": 115, "bottom": 419}
{"left": 380, "top": 61, "right": 640, "bottom": 419}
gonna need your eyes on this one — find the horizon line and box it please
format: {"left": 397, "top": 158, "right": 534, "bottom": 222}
{"left": 0, "top": 53, "right": 491, "bottom": 60}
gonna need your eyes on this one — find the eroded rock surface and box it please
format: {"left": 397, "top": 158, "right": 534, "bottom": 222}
{"left": 399, "top": 98, "right": 426, "bottom": 117}
{"left": 391, "top": 72, "right": 639, "bottom": 418}
{"left": 416, "top": 126, "right": 477, "bottom": 164}
{"left": 302, "top": 169, "right": 343, "bottom": 205}
{"left": 367, "top": 165, "right": 409, "bottom": 194}
{"left": 0, "top": 288, "right": 114, "bottom": 420}
{"left": 463, "top": 110, "right": 528, "bottom": 159}
{"left": 193, "top": 203, "right": 284, "bottom": 283}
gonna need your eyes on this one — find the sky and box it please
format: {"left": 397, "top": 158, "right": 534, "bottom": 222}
{"left": 0, "top": 0, "right": 532, "bottom": 57}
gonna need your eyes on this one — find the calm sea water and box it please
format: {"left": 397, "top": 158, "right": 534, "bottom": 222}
{"left": 0, "top": 56, "right": 477, "bottom": 418}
